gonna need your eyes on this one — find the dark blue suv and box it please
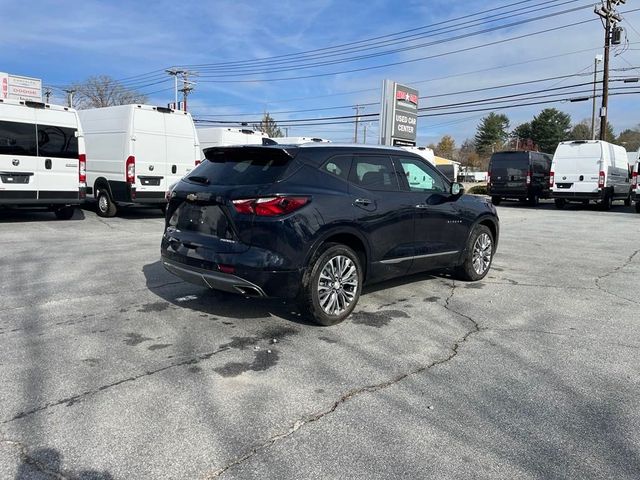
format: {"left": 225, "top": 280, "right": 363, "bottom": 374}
{"left": 161, "top": 144, "right": 499, "bottom": 325}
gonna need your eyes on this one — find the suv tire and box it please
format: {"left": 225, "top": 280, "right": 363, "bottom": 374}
{"left": 300, "top": 243, "right": 363, "bottom": 326}
{"left": 455, "top": 225, "right": 494, "bottom": 281}
{"left": 491, "top": 196, "right": 501, "bottom": 206}
{"left": 97, "top": 189, "right": 117, "bottom": 217}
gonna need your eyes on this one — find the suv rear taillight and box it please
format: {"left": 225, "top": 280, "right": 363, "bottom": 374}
{"left": 232, "top": 196, "right": 310, "bottom": 216}
{"left": 632, "top": 171, "right": 638, "bottom": 190}
{"left": 598, "top": 170, "right": 605, "bottom": 189}
{"left": 126, "top": 156, "right": 135, "bottom": 184}
{"left": 549, "top": 171, "right": 555, "bottom": 188}
{"left": 78, "top": 153, "right": 86, "bottom": 185}
{"left": 487, "top": 172, "right": 491, "bottom": 187}
{"left": 195, "top": 159, "right": 202, "bottom": 166}
{"left": 526, "top": 170, "right": 532, "bottom": 185}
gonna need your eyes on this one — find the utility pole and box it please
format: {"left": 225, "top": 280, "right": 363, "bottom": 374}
{"left": 166, "top": 68, "right": 185, "bottom": 108}
{"left": 353, "top": 105, "right": 364, "bottom": 143}
{"left": 178, "top": 71, "right": 196, "bottom": 112}
{"left": 591, "top": 55, "right": 603, "bottom": 140}
{"left": 63, "top": 88, "right": 76, "bottom": 108}
{"left": 44, "top": 87, "right": 52, "bottom": 104}
{"left": 595, "top": 0, "right": 625, "bottom": 141}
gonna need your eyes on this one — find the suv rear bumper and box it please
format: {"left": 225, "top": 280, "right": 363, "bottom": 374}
{"left": 161, "top": 255, "right": 303, "bottom": 299}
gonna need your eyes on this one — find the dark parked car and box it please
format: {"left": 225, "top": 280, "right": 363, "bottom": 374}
{"left": 487, "top": 151, "right": 552, "bottom": 206}
{"left": 161, "top": 144, "right": 499, "bottom": 325}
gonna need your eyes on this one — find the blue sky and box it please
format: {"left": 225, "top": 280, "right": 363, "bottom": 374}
{"left": 2, "top": 0, "right": 640, "bottom": 146}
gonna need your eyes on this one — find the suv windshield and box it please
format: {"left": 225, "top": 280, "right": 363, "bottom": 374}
{"left": 195, "top": 147, "right": 294, "bottom": 185}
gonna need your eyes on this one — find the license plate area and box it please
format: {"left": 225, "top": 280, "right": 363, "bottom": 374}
{"left": 556, "top": 183, "right": 573, "bottom": 189}
{"left": 169, "top": 202, "right": 236, "bottom": 240}
{"left": 138, "top": 176, "right": 163, "bottom": 186}
{"left": 0, "top": 172, "right": 32, "bottom": 184}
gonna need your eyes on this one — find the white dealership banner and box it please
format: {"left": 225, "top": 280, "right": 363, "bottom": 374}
{"left": 0, "top": 72, "right": 42, "bottom": 101}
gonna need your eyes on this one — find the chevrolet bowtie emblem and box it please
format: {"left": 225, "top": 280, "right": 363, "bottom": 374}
{"left": 186, "top": 193, "right": 198, "bottom": 201}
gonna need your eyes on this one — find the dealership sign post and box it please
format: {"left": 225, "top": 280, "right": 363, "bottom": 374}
{"left": 0, "top": 72, "right": 43, "bottom": 102}
{"left": 379, "top": 79, "right": 419, "bottom": 146}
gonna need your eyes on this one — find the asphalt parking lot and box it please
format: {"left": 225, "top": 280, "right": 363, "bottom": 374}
{"left": 1, "top": 200, "right": 639, "bottom": 479}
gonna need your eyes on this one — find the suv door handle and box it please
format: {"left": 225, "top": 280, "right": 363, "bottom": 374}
{"left": 354, "top": 198, "right": 372, "bottom": 206}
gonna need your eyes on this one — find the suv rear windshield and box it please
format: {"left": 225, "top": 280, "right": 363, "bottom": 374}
{"left": 490, "top": 153, "right": 529, "bottom": 175}
{"left": 196, "top": 147, "right": 294, "bottom": 185}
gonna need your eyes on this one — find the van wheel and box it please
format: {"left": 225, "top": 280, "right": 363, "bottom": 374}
{"left": 635, "top": 202, "right": 640, "bottom": 214}
{"left": 97, "top": 190, "right": 117, "bottom": 217}
{"left": 601, "top": 193, "right": 612, "bottom": 211}
{"left": 554, "top": 199, "right": 566, "bottom": 209}
{"left": 299, "top": 243, "right": 363, "bottom": 326}
{"left": 529, "top": 194, "right": 539, "bottom": 207}
{"left": 54, "top": 206, "right": 75, "bottom": 220}
{"left": 455, "top": 225, "right": 494, "bottom": 281}
{"left": 491, "top": 196, "right": 501, "bottom": 205}
{"left": 624, "top": 195, "right": 631, "bottom": 207}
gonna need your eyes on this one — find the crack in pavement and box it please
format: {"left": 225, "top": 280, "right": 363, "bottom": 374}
{"left": 0, "top": 433, "right": 68, "bottom": 479}
{"left": 595, "top": 248, "right": 640, "bottom": 306}
{"left": 2, "top": 346, "right": 230, "bottom": 425}
{"left": 203, "top": 280, "right": 481, "bottom": 479}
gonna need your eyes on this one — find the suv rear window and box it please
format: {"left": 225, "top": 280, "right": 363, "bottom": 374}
{"left": 197, "top": 147, "right": 294, "bottom": 185}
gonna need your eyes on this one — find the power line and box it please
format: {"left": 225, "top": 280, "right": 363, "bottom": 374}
{"left": 195, "top": 6, "right": 595, "bottom": 83}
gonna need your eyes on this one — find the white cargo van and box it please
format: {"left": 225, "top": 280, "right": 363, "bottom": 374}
{"left": 0, "top": 98, "right": 85, "bottom": 219}
{"left": 197, "top": 127, "right": 269, "bottom": 157}
{"left": 79, "top": 104, "right": 199, "bottom": 217}
{"left": 632, "top": 160, "right": 639, "bottom": 213}
{"left": 550, "top": 140, "right": 631, "bottom": 210}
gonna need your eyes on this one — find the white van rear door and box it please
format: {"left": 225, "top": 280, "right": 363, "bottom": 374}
{"left": 552, "top": 142, "right": 601, "bottom": 194}
{"left": 34, "top": 108, "right": 79, "bottom": 199}
{"left": 164, "top": 113, "right": 196, "bottom": 187}
{"left": 0, "top": 107, "right": 39, "bottom": 201}
{"left": 132, "top": 108, "right": 166, "bottom": 196}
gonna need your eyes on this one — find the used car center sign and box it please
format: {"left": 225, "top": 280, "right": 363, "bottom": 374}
{"left": 0, "top": 72, "right": 42, "bottom": 102}
{"left": 379, "top": 79, "right": 419, "bottom": 147}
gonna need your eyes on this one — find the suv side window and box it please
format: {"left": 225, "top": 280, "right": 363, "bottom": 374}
{"left": 349, "top": 154, "right": 399, "bottom": 191}
{"left": 394, "top": 156, "right": 448, "bottom": 193}
{"left": 0, "top": 120, "right": 37, "bottom": 156}
{"left": 321, "top": 155, "right": 352, "bottom": 181}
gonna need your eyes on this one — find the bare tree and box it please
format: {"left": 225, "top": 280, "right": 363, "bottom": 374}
{"left": 71, "top": 75, "right": 148, "bottom": 109}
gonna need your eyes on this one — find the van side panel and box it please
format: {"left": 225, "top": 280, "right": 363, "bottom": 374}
{"left": 609, "top": 144, "right": 630, "bottom": 198}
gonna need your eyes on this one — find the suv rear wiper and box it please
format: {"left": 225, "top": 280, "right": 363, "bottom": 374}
{"left": 187, "top": 175, "right": 210, "bottom": 184}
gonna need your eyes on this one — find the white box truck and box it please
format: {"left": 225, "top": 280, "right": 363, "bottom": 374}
{"left": 79, "top": 105, "right": 199, "bottom": 217}
{"left": 0, "top": 98, "right": 85, "bottom": 219}
{"left": 197, "top": 126, "right": 269, "bottom": 157}
{"left": 550, "top": 140, "right": 631, "bottom": 210}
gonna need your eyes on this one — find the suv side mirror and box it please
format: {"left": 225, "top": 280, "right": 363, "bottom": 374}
{"left": 451, "top": 182, "right": 464, "bottom": 195}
